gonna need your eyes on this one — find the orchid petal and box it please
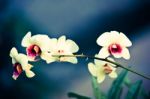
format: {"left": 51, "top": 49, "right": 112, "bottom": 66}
{"left": 120, "top": 32, "right": 132, "bottom": 47}
{"left": 66, "top": 39, "right": 79, "bottom": 53}
{"left": 88, "top": 63, "right": 97, "bottom": 76}
{"left": 98, "top": 47, "right": 110, "bottom": 58}
{"left": 10, "top": 47, "right": 18, "bottom": 58}
{"left": 41, "top": 52, "right": 56, "bottom": 63}
{"left": 122, "top": 47, "right": 130, "bottom": 59}
{"left": 97, "top": 74, "right": 105, "bottom": 83}
{"left": 21, "top": 32, "right": 31, "bottom": 47}
{"left": 25, "top": 70, "right": 35, "bottom": 78}
{"left": 109, "top": 71, "right": 117, "bottom": 78}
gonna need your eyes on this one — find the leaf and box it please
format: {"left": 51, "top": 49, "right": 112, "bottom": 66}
{"left": 126, "top": 80, "right": 142, "bottom": 99}
{"left": 68, "top": 92, "right": 91, "bottom": 99}
{"left": 91, "top": 76, "right": 106, "bottom": 99}
{"left": 114, "top": 86, "right": 123, "bottom": 99}
{"left": 108, "top": 69, "right": 128, "bottom": 99}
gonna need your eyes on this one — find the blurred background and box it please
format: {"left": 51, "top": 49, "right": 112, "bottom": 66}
{"left": 0, "top": 0, "right": 150, "bottom": 99}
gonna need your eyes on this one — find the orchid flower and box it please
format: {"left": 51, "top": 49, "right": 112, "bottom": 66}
{"left": 97, "top": 31, "right": 132, "bottom": 59}
{"left": 21, "top": 32, "right": 51, "bottom": 62}
{"left": 10, "top": 47, "right": 35, "bottom": 80}
{"left": 88, "top": 56, "right": 117, "bottom": 83}
{"left": 45, "top": 36, "right": 79, "bottom": 64}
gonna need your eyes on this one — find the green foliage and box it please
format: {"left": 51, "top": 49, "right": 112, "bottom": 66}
{"left": 68, "top": 70, "right": 149, "bottom": 99}
{"left": 108, "top": 69, "right": 128, "bottom": 99}
{"left": 91, "top": 76, "right": 106, "bottom": 99}
{"left": 125, "top": 80, "right": 142, "bottom": 99}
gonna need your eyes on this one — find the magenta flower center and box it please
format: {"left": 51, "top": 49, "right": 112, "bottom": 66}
{"left": 103, "top": 64, "right": 112, "bottom": 74}
{"left": 13, "top": 63, "right": 23, "bottom": 75}
{"left": 108, "top": 44, "right": 122, "bottom": 54}
{"left": 26, "top": 45, "right": 41, "bottom": 58}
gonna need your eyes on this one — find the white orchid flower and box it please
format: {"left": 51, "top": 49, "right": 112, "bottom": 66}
{"left": 97, "top": 31, "right": 132, "bottom": 59}
{"left": 10, "top": 47, "right": 35, "bottom": 80}
{"left": 21, "top": 32, "right": 51, "bottom": 62}
{"left": 88, "top": 56, "right": 117, "bottom": 83}
{"left": 44, "top": 36, "right": 79, "bottom": 64}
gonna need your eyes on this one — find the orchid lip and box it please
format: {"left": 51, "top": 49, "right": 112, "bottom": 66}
{"left": 13, "top": 63, "right": 23, "bottom": 75}
{"left": 108, "top": 43, "right": 122, "bottom": 54}
{"left": 103, "top": 64, "right": 113, "bottom": 74}
{"left": 26, "top": 45, "right": 41, "bottom": 59}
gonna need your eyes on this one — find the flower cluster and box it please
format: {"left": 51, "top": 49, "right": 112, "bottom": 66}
{"left": 88, "top": 31, "right": 132, "bottom": 83}
{"left": 10, "top": 31, "right": 132, "bottom": 83}
{"left": 10, "top": 32, "right": 79, "bottom": 80}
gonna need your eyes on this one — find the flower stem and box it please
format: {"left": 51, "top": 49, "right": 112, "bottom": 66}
{"left": 52, "top": 54, "right": 150, "bottom": 80}
{"left": 91, "top": 76, "right": 101, "bottom": 99}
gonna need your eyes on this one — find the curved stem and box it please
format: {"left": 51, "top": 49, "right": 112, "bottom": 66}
{"left": 52, "top": 54, "right": 150, "bottom": 80}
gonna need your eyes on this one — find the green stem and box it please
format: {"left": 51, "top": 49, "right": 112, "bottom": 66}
{"left": 52, "top": 54, "right": 150, "bottom": 80}
{"left": 91, "top": 76, "right": 101, "bottom": 99}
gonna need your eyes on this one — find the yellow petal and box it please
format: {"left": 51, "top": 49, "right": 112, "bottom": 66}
{"left": 10, "top": 47, "right": 18, "bottom": 57}
{"left": 109, "top": 71, "right": 117, "bottom": 78}
{"left": 97, "top": 74, "right": 105, "bottom": 83}
{"left": 16, "top": 54, "right": 28, "bottom": 70}
{"left": 88, "top": 63, "right": 97, "bottom": 76}
{"left": 25, "top": 70, "right": 35, "bottom": 78}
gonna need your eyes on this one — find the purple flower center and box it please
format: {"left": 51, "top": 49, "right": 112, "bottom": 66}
{"left": 108, "top": 44, "right": 122, "bottom": 54}
{"left": 26, "top": 45, "right": 41, "bottom": 59}
{"left": 13, "top": 63, "right": 23, "bottom": 75}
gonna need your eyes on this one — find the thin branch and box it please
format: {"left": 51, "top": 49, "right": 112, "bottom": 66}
{"left": 52, "top": 54, "right": 150, "bottom": 80}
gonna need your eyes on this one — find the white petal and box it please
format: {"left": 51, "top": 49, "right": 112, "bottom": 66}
{"left": 21, "top": 32, "right": 31, "bottom": 47}
{"left": 109, "top": 71, "right": 117, "bottom": 78}
{"left": 10, "top": 47, "right": 18, "bottom": 57}
{"left": 31, "top": 34, "right": 51, "bottom": 51}
{"left": 61, "top": 57, "right": 78, "bottom": 64}
{"left": 107, "top": 57, "right": 115, "bottom": 62}
{"left": 113, "top": 53, "right": 122, "bottom": 58}
{"left": 122, "top": 47, "right": 130, "bottom": 60}
{"left": 41, "top": 52, "right": 56, "bottom": 63}
{"left": 97, "top": 74, "right": 105, "bottom": 83}
{"left": 119, "top": 32, "right": 132, "bottom": 47}
{"left": 25, "top": 70, "right": 35, "bottom": 78}
{"left": 16, "top": 54, "right": 28, "bottom": 70}
{"left": 94, "top": 54, "right": 106, "bottom": 66}
{"left": 96, "top": 32, "right": 111, "bottom": 46}
{"left": 12, "top": 75, "right": 18, "bottom": 80}
{"left": 94, "top": 59, "right": 106, "bottom": 67}
{"left": 88, "top": 63, "right": 97, "bottom": 76}
{"left": 49, "top": 38, "right": 58, "bottom": 52}
{"left": 98, "top": 47, "right": 110, "bottom": 58}
{"left": 108, "top": 31, "right": 121, "bottom": 43}
{"left": 57, "top": 36, "right": 66, "bottom": 46}
{"left": 12, "top": 58, "right": 16, "bottom": 64}
{"left": 24, "top": 64, "right": 33, "bottom": 70}
{"left": 66, "top": 39, "right": 79, "bottom": 53}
